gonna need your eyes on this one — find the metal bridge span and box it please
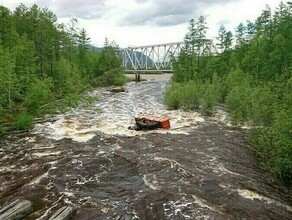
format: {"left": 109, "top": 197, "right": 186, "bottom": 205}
{"left": 119, "top": 42, "right": 184, "bottom": 73}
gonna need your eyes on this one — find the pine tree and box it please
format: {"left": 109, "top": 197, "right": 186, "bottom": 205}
{"left": 235, "top": 23, "right": 246, "bottom": 47}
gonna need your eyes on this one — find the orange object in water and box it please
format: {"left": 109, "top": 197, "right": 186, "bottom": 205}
{"left": 135, "top": 114, "right": 170, "bottom": 129}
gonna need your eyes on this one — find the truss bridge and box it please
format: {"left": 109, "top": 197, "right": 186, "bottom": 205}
{"left": 119, "top": 40, "right": 218, "bottom": 72}
{"left": 119, "top": 42, "right": 184, "bottom": 73}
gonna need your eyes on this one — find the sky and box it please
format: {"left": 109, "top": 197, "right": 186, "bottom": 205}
{"left": 0, "top": 0, "right": 288, "bottom": 48}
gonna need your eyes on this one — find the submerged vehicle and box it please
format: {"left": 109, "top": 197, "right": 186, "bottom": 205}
{"left": 129, "top": 114, "right": 170, "bottom": 131}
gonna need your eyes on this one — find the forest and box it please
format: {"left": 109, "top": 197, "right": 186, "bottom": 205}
{"left": 0, "top": 4, "right": 126, "bottom": 132}
{"left": 165, "top": 2, "right": 292, "bottom": 183}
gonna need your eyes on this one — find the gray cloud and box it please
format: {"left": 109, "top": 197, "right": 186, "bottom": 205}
{"left": 34, "top": 0, "right": 108, "bottom": 19}
{"left": 119, "top": 0, "right": 234, "bottom": 26}
{"left": 135, "top": 0, "right": 148, "bottom": 3}
{"left": 29, "top": 0, "right": 235, "bottom": 25}
{"left": 153, "top": 14, "right": 192, "bottom": 26}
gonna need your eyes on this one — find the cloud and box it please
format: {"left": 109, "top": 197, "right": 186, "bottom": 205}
{"left": 135, "top": 0, "right": 148, "bottom": 3}
{"left": 119, "top": 0, "right": 235, "bottom": 26}
{"left": 152, "top": 14, "right": 192, "bottom": 26}
{"left": 0, "top": 0, "right": 285, "bottom": 48}
{"left": 7, "top": 0, "right": 235, "bottom": 24}
{"left": 33, "top": 0, "right": 108, "bottom": 19}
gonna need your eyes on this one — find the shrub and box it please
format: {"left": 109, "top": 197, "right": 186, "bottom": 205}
{"left": 200, "top": 83, "right": 218, "bottom": 115}
{"left": 12, "top": 114, "right": 33, "bottom": 130}
{"left": 54, "top": 58, "right": 86, "bottom": 95}
{"left": 271, "top": 82, "right": 292, "bottom": 182}
{"left": 100, "top": 68, "right": 127, "bottom": 86}
{"left": 25, "top": 78, "right": 53, "bottom": 115}
{"left": 251, "top": 110, "right": 292, "bottom": 183}
{"left": 164, "top": 83, "right": 182, "bottom": 109}
{"left": 249, "top": 85, "right": 276, "bottom": 126}
{"left": 226, "top": 84, "right": 252, "bottom": 125}
{"left": 165, "top": 81, "right": 219, "bottom": 114}
{"left": 180, "top": 81, "right": 201, "bottom": 109}
{"left": 224, "top": 67, "right": 251, "bottom": 92}
{"left": 211, "top": 73, "right": 226, "bottom": 103}
{"left": 0, "top": 123, "right": 4, "bottom": 134}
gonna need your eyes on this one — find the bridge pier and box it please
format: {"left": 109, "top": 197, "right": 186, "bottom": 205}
{"left": 135, "top": 74, "right": 141, "bottom": 83}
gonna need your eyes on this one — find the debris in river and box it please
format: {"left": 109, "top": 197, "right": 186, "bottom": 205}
{"left": 48, "top": 206, "right": 76, "bottom": 220}
{"left": 0, "top": 199, "right": 33, "bottom": 220}
{"left": 128, "top": 113, "right": 170, "bottom": 131}
{"left": 110, "top": 86, "right": 126, "bottom": 93}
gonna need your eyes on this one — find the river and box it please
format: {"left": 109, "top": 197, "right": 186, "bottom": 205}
{"left": 0, "top": 74, "right": 291, "bottom": 219}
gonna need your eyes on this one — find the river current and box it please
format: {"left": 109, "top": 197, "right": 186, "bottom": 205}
{"left": 0, "top": 74, "right": 291, "bottom": 219}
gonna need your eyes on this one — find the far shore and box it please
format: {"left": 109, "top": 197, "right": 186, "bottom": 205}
{"left": 126, "top": 73, "right": 173, "bottom": 81}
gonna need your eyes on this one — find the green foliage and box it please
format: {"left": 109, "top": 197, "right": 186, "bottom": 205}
{"left": 25, "top": 78, "right": 53, "bottom": 115}
{"left": 251, "top": 109, "right": 292, "bottom": 183}
{"left": 0, "top": 6, "right": 19, "bottom": 48}
{"left": 77, "top": 28, "right": 91, "bottom": 64}
{"left": 249, "top": 85, "right": 276, "bottom": 126}
{"left": 200, "top": 83, "right": 218, "bottom": 115}
{"left": 217, "top": 25, "right": 233, "bottom": 52}
{"left": 0, "top": 121, "right": 4, "bottom": 135}
{"left": 0, "top": 4, "right": 125, "bottom": 134}
{"left": 272, "top": 110, "right": 292, "bottom": 182}
{"left": 12, "top": 114, "right": 33, "bottom": 130}
{"left": 84, "top": 51, "right": 100, "bottom": 82}
{"left": 180, "top": 82, "right": 202, "bottom": 110}
{"left": 172, "top": 49, "right": 197, "bottom": 82}
{"left": 165, "top": 81, "right": 218, "bottom": 114}
{"left": 226, "top": 84, "right": 251, "bottom": 125}
{"left": 99, "top": 68, "right": 127, "bottom": 86}
{"left": 164, "top": 83, "right": 183, "bottom": 109}
{"left": 165, "top": 82, "right": 200, "bottom": 110}
{"left": 97, "top": 39, "right": 122, "bottom": 76}
{"left": 54, "top": 58, "right": 85, "bottom": 95}
{"left": 0, "top": 46, "right": 17, "bottom": 111}
{"left": 172, "top": 16, "right": 209, "bottom": 83}
{"left": 93, "top": 39, "right": 126, "bottom": 86}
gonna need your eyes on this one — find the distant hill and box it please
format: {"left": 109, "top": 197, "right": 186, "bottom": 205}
{"left": 89, "top": 46, "right": 103, "bottom": 53}
{"left": 117, "top": 50, "right": 154, "bottom": 66}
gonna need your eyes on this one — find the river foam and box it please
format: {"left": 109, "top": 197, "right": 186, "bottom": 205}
{"left": 32, "top": 80, "right": 206, "bottom": 141}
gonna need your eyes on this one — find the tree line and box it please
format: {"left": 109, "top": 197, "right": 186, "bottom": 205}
{"left": 0, "top": 4, "right": 126, "bottom": 132}
{"left": 165, "top": 2, "right": 292, "bottom": 183}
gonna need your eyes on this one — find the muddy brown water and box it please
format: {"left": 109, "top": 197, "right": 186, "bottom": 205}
{"left": 0, "top": 74, "right": 291, "bottom": 219}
